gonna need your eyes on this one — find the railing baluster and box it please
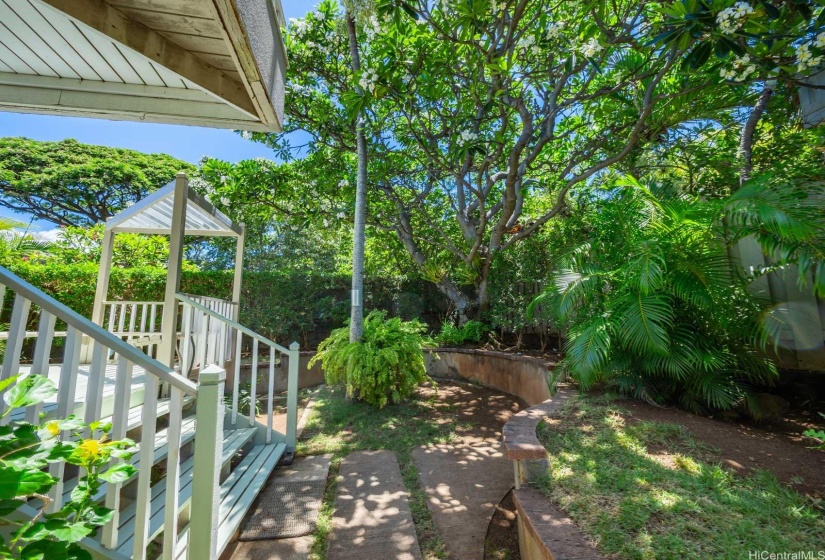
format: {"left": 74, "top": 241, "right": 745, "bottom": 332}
{"left": 249, "top": 338, "right": 258, "bottom": 425}
{"left": 162, "top": 387, "right": 184, "bottom": 560}
{"left": 48, "top": 326, "right": 82, "bottom": 512}
{"left": 117, "top": 303, "right": 126, "bottom": 336}
{"left": 232, "top": 330, "right": 242, "bottom": 425}
{"left": 267, "top": 345, "right": 274, "bottom": 444}
{"left": 198, "top": 312, "right": 208, "bottom": 370}
{"left": 149, "top": 304, "right": 158, "bottom": 358}
{"left": 287, "top": 342, "right": 300, "bottom": 452}
{"left": 180, "top": 303, "right": 192, "bottom": 377}
{"left": 128, "top": 303, "right": 138, "bottom": 344}
{"left": 0, "top": 294, "right": 32, "bottom": 420}
{"left": 140, "top": 303, "right": 148, "bottom": 335}
{"left": 26, "top": 310, "right": 56, "bottom": 424}
{"left": 107, "top": 302, "right": 117, "bottom": 332}
{"left": 132, "top": 374, "right": 159, "bottom": 560}
{"left": 82, "top": 341, "right": 108, "bottom": 429}
{"left": 102, "top": 357, "right": 133, "bottom": 550}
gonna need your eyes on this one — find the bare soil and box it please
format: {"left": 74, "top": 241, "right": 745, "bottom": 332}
{"left": 620, "top": 398, "right": 825, "bottom": 501}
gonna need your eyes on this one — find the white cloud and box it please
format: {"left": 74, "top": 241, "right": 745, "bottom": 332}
{"left": 31, "top": 228, "right": 63, "bottom": 243}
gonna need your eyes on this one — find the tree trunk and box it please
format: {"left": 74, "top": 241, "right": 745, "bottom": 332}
{"left": 346, "top": 12, "right": 368, "bottom": 342}
{"left": 738, "top": 83, "right": 774, "bottom": 188}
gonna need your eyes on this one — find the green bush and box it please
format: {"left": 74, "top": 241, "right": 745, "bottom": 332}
{"left": 309, "top": 310, "right": 433, "bottom": 409}
{"left": 435, "top": 320, "right": 488, "bottom": 347}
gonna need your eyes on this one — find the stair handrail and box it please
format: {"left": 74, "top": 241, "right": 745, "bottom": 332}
{"left": 175, "top": 292, "right": 289, "bottom": 354}
{"left": 175, "top": 292, "right": 300, "bottom": 451}
{"left": 0, "top": 267, "right": 197, "bottom": 396}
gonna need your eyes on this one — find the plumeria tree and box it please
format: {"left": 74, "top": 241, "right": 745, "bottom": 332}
{"left": 264, "top": 0, "right": 747, "bottom": 321}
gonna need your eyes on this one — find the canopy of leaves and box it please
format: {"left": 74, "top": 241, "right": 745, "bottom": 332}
{"left": 0, "top": 137, "right": 195, "bottom": 227}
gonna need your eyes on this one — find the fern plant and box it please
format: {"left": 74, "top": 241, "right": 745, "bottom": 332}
{"left": 530, "top": 176, "right": 824, "bottom": 414}
{"left": 436, "top": 320, "right": 489, "bottom": 347}
{"left": 309, "top": 310, "right": 433, "bottom": 409}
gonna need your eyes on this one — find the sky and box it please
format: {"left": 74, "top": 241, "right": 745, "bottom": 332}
{"left": 0, "top": 0, "right": 311, "bottom": 236}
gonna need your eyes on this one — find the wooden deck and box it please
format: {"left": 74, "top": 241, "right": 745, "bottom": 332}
{"left": 13, "top": 361, "right": 149, "bottom": 421}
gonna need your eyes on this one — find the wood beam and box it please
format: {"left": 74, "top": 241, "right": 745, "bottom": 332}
{"left": 0, "top": 72, "right": 276, "bottom": 131}
{"left": 37, "top": 0, "right": 258, "bottom": 118}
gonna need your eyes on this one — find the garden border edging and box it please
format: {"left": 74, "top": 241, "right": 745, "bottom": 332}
{"left": 424, "top": 348, "right": 557, "bottom": 406}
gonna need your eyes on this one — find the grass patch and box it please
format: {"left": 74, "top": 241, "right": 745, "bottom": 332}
{"left": 537, "top": 395, "right": 825, "bottom": 560}
{"left": 299, "top": 385, "right": 462, "bottom": 560}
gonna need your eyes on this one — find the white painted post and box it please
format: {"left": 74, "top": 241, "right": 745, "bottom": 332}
{"left": 231, "top": 225, "right": 245, "bottom": 325}
{"left": 0, "top": 294, "right": 31, "bottom": 383}
{"left": 26, "top": 311, "right": 56, "bottom": 423}
{"left": 286, "top": 342, "right": 300, "bottom": 451}
{"left": 189, "top": 365, "right": 225, "bottom": 560}
{"left": 249, "top": 338, "right": 258, "bottom": 425}
{"left": 267, "top": 345, "right": 274, "bottom": 444}
{"left": 85, "top": 228, "right": 115, "bottom": 362}
{"left": 162, "top": 387, "right": 184, "bottom": 560}
{"left": 132, "top": 373, "right": 159, "bottom": 560}
{"left": 159, "top": 173, "right": 188, "bottom": 369}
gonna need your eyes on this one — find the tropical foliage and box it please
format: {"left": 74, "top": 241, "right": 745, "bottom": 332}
{"left": 435, "top": 320, "right": 489, "bottom": 347}
{"left": 0, "top": 375, "right": 136, "bottom": 559}
{"left": 530, "top": 175, "right": 825, "bottom": 413}
{"left": 309, "top": 310, "right": 433, "bottom": 408}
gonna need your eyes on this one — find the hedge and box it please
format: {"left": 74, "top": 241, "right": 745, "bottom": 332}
{"left": 4, "top": 261, "right": 447, "bottom": 347}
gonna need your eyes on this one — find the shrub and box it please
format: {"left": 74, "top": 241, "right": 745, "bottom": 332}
{"left": 309, "top": 310, "right": 433, "bottom": 408}
{"left": 0, "top": 374, "right": 136, "bottom": 559}
{"left": 435, "top": 320, "right": 489, "bottom": 347}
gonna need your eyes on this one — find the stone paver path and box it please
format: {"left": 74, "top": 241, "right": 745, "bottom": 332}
{"left": 412, "top": 442, "right": 513, "bottom": 560}
{"left": 328, "top": 450, "right": 422, "bottom": 560}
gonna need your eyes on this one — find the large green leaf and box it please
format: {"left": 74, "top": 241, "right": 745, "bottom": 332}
{"left": 3, "top": 375, "right": 58, "bottom": 410}
{"left": 616, "top": 293, "right": 673, "bottom": 355}
{"left": 0, "top": 467, "right": 54, "bottom": 499}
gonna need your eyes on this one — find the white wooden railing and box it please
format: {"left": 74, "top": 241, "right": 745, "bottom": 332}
{"left": 176, "top": 293, "right": 299, "bottom": 450}
{"left": 0, "top": 267, "right": 226, "bottom": 560}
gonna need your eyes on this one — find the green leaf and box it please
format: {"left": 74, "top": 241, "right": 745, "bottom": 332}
{"left": 0, "top": 498, "right": 24, "bottom": 515}
{"left": 3, "top": 376, "right": 57, "bottom": 410}
{"left": 617, "top": 293, "right": 673, "bottom": 356}
{"left": 0, "top": 376, "right": 20, "bottom": 396}
{"left": 0, "top": 467, "right": 54, "bottom": 499}
{"left": 99, "top": 463, "right": 136, "bottom": 484}
{"left": 43, "top": 519, "right": 93, "bottom": 543}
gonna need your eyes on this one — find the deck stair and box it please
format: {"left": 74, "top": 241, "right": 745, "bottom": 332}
{"left": 0, "top": 266, "right": 300, "bottom": 560}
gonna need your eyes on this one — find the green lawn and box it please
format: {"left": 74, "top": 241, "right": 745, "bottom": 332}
{"left": 537, "top": 395, "right": 825, "bottom": 560}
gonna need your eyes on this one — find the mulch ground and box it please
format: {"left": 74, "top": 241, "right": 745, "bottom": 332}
{"left": 620, "top": 399, "right": 825, "bottom": 500}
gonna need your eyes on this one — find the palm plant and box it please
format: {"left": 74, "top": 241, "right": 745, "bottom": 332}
{"left": 0, "top": 217, "right": 53, "bottom": 260}
{"left": 531, "top": 176, "right": 824, "bottom": 414}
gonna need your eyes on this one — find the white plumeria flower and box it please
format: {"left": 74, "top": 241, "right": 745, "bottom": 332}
{"left": 316, "top": 10, "right": 326, "bottom": 21}
{"left": 458, "top": 130, "right": 479, "bottom": 145}
{"left": 815, "top": 32, "right": 825, "bottom": 49}
{"left": 337, "top": 212, "right": 346, "bottom": 219}
{"left": 364, "top": 15, "right": 382, "bottom": 40}
{"left": 716, "top": 2, "right": 753, "bottom": 35}
{"left": 220, "top": 196, "right": 230, "bottom": 206}
{"left": 241, "top": 131, "right": 252, "bottom": 140}
{"left": 580, "top": 37, "right": 603, "bottom": 58}
{"left": 797, "top": 44, "right": 823, "bottom": 72}
{"left": 545, "top": 22, "right": 562, "bottom": 40}
{"left": 338, "top": 179, "right": 350, "bottom": 188}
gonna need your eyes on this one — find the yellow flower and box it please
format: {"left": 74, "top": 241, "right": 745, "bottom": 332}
{"left": 37, "top": 421, "right": 61, "bottom": 441}
{"left": 77, "top": 439, "right": 102, "bottom": 460}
